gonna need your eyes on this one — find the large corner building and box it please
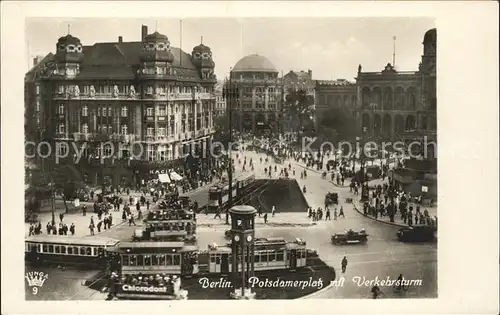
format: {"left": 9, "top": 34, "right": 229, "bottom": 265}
{"left": 26, "top": 25, "right": 218, "bottom": 187}
{"left": 228, "top": 54, "right": 284, "bottom": 133}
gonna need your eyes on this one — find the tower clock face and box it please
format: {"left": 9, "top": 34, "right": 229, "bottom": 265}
{"left": 233, "top": 235, "right": 240, "bottom": 242}
{"left": 246, "top": 235, "right": 253, "bottom": 242}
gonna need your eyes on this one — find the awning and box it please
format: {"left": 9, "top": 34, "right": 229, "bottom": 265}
{"left": 170, "top": 171, "right": 183, "bottom": 181}
{"left": 158, "top": 173, "right": 171, "bottom": 183}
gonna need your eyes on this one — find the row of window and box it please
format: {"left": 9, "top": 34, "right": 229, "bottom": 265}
{"left": 208, "top": 250, "right": 306, "bottom": 264}
{"left": 58, "top": 105, "right": 215, "bottom": 117}
{"left": 146, "top": 222, "right": 193, "bottom": 231}
{"left": 121, "top": 254, "right": 181, "bottom": 266}
{"left": 25, "top": 242, "right": 103, "bottom": 257}
{"left": 57, "top": 85, "right": 213, "bottom": 95}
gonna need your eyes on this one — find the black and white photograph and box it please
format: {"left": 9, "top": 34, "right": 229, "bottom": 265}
{"left": 1, "top": 1, "right": 499, "bottom": 314}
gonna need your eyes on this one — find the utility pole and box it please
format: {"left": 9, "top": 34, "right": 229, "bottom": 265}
{"left": 224, "top": 72, "right": 236, "bottom": 225}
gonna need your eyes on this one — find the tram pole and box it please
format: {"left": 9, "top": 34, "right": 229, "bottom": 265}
{"left": 225, "top": 73, "right": 234, "bottom": 225}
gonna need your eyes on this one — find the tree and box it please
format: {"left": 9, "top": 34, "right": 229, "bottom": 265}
{"left": 319, "top": 107, "right": 358, "bottom": 141}
{"left": 284, "top": 88, "right": 315, "bottom": 140}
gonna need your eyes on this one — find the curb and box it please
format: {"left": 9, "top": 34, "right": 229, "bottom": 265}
{"left": 299, "top": 266, "right": 337, "bottom": 299}
{"left": 351, "top": 202, "right": 407, "bottom": 228}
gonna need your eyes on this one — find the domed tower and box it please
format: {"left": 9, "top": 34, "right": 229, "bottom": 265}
{"left": 54, "top": 34, "right": 84, "bottom": 78}
{"left": 421, "top": 28, "right": 437, "bottom": 111}
{"left": 421, "top": 28, "right": 436, "bottom": 72}
{"left": 191, "top": 40, "right": 215, "bottom": 80}
{"left": 139, "top": 31, "right": 175, "bottom": 76}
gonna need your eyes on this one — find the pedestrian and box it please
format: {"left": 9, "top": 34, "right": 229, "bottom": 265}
{"left": 128, "top": 213, "right": 136, "bottom": 226}
{"left": 263, "top": 213, "right": 268, "bottom": 224}
{"left": 97, "top": 220, "right": 102, "bottom": 233}
{"left": 339, "top": 206, "right": 345, "bottom": 218}
{"left": 70, "top": 223, "right": 75, "bottom": 235}
{"left": 341, "top": 256, "right": 348, "bottom": 273}
{"left": 334, "top": 208, "right": 338, "bottom": 220}
{"left": 29, "top": 224, "right": 34, "bottom": 236}
{"left": 89, "top": 223, "right": 95, "bottom": 236}
{"left": 59, "top": 213, "right": 64, "bottom": 222}
{"left": 325, "top": 208, "right": 331, "bottom": 220}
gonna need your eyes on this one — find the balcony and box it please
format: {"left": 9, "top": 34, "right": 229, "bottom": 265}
{"left": 157, "top": 116, "right": 167, "bottom": 122}
{"left": 144, "top": 135, "right": 155, "bottom": 143}
{"left": 144, "top": 116, "right": 155, "bottom": 122}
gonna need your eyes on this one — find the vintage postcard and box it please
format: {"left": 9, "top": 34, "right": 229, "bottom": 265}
{"left": 1, "top": 1, "right": 498, "bottom": 315}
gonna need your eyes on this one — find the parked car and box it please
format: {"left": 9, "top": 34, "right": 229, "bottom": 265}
{"left": 397, "top": 225, "right": 436, "bottom": 242}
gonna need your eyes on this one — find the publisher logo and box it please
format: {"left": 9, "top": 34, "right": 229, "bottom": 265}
{"left": 25, "top": 271, "right": 48, "bottom": 295}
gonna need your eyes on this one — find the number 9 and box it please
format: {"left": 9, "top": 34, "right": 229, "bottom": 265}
{"left": 32, "top": 287, "right": 38, "bottom": 295}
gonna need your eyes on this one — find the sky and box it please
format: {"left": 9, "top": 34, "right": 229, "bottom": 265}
{"left": 25, "top": 17, "right": 434, "bottom": 81}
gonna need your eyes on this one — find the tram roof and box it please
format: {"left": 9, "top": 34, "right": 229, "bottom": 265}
{"left": 25, "top": 235, "right": 120, "bottom": 246}
{"left": 118, "top": 241, "right": 186, "bottom": 249}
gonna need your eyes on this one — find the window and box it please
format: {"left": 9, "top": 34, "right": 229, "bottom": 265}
{"left": 166, "top": 254, "right": 173, "bottom": 265}
{"left": 158, "top": 254, "right": 166, "bottom": 265}
{"left": 48, "top": 245, "right": 54, "bottom": 253}
{"left": 255, "top": 255, "right": 260, "bottom": 263}
{"left": 144, "top": 255, "right": 152, "bottom": 266}
{"left": 82, "top": 105, "right": 88, "bottom": 116}
{"left": 146, "top": 127, "right": 154, "bottom": 136}
{"left": 277, "top": 252, "right": 284, "bottom": 261}
{"left": 58, "top": 104, "right": 65, "bottom": 115}
{"left": 121, "top": 106, "right": 128, "bottom": 117}
{"left": 269, "top": 252, "right": 276, "bottom": 262}
{"left": 58, "top": 124, "right": 65, "bottom": 134}
{"left": 158, "top": 127, "right": 165, "bottom": 136}
{"left": 146, "top": 107, "right": 154, "bottom": 116}
{"left": 68, "top": 247, "right": 73, "bottom": 255}
{"left": 58, "top": 143, "right": 67, "bottom": 156}
{"left": 100, "top": 125, "right": 107, "bottom": 133}
{"left": 72, "top": 246, "right": 78, "bottom": 254}
{"left": 123, "top": 255, "right": 130, "bottom": 266}
{"left": 121, "top": 125, "right": 128, "bottom": 135}
{"left": 129, "top": 255, "right": 137, "bottom": 266}
{"left": 137, "top": 255, "right": 144, "bottom": 266}
{"left": 102, "top": 107, "right": 107, "bottom": 117}
{"left": 82, "top": 123, "right": 89, "bottom": 134}
{"left": 261, "top": 253, "right": 268, "bottom": 262}
{"left": 97, "top": 108, "right": 101, "bottom": 116}
{"left": 61, "top": 246, "right": 66, "bottom": 254}
{"left": 159, "top": 106, "right": 166, "bottom": 116}
{"left": 103, "top": 144, "right": 113, "bottom": 156}
{"left": 147, "top": 85, "right": 153, "bottom": 95}
{"left": 42, "top": 245, "right": 48, "bottom": 252}
{"left": 55, "top": 246, "right": 60, "bottom": 254}
{"left": 173, "top": 254, "right": 180, "bottom": 266}
{"left": 108, "top": 125, "right": 113, "bottom": 133}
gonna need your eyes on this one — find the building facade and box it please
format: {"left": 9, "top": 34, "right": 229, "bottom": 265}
{"left": 355, "top": 28, "right": 437, "bottom": 142}
{"left": 30, "top": 25, "right": 218, "bottom": 187}
{"left": 228, "top": 54, "right": 284, "bottom": 133}
{"left": 315, "top": 79, "right": 357, "bottom": 113}
{"left": 214, "top": 81, "right": 226, "bottom": 117}
{"left": 283, "top": 70, "right": 315, "bottom": 101}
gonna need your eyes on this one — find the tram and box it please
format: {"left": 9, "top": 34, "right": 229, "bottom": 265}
{"left": 134, "top": 208, "right": 197, "bottom": 242}
{"left": 197, "top": 237, "right": 308, "bottom": 274}
{"left": 207, "top": 174, "right": 256, "bottom": 213}
{"left": 25, "top": 235, "right": 119, "bottom": 267}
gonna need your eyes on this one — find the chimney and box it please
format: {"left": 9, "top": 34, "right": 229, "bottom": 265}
{"left": 141, "top": 25, "right": 148, "bottom": 41}
{"left": 118, "top": 36, "right": 123, "bottom": 43}
{"left": 308, "top": 69, "right": 312, "bottom": 78}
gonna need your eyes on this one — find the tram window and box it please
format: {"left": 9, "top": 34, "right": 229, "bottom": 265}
{"left": 68, "top": 247, "right": 73, "bottom": 255}
{"left": 158, "top": 255, "right": 166, "bottom": 265}
{"left": 152, "top": 255, "right": 158, "bottom": 265}
{"left": 73, "top": 246, "right": 78, "bottom": 255}
{"left": 255, "top": 255, "right": 260, "bottom": 263}
{"left": 122, "top": 255, "right": 129, "bottom": 266}
{"left": 38, "top": 244, "right": 42, "bottom": 253}
{"left": 277, "top": 252, "right": 284, "bottom": 261}
{"left": 173, "top": 254, "right": 180, "bottom": 266}
{"left": 48, "top": 245, "right": 54, "bottom": 253}
{"left": 137, "top": 255, "right": 144, "bottom": 266}
{"left": 172, "top": 224, "right": 178, "bottom": 231}
{"left": 80, "top": 247, "right": 86, "bottom": 255}
{"left": 129, "top": 255, "right": 137, "bottom": 266}
{"left": 166, "top": 254, "right": 173, "bottom": 265}
{"left": 210, "top": 255, "right": 216, "bottom": 263}
{"left": 86, "top": 247, "right": 92, "bottom": 256}
{"left": 144, "top": 255, "right": 151, "bottom": 266}
{"left": 261, "top": 254, "right": 268, "bottom": 262}
{"left": 98, "top": 248, "right": 104, "bottom": 257}
{"left": 42, "top": 245, "right": 48, "bottom": 252}
{"left": 61, "top": 246, "right": 66, "bottom": 254}
{"left": 269, "top": 252, "right": 276, "bottom": 262}
{"left": 54, "top": 246, "right": 60, "bottom": 254}
{"left": 215, "top": 256, "right": 221, "bottom": 264}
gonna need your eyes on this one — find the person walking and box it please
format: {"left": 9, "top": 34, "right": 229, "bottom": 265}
{"left": 341, "top": 256, "right": 348, "bottom": 273}
{"left": 339, "top": 206, "right": 345, "bottom": 218}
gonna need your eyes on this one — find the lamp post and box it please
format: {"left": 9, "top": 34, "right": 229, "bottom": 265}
{"left": 360, "top": 126, "right": 368, "bottom": 202}
{"left": 223, "top": 71, "right": 237, "bottom": 225}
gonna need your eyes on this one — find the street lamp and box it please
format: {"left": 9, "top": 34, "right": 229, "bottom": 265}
{"left": 223, "top": 72, "right": 238, "bottom": 225}
{"left": 360, "top": 127, "right": 368, "bottom": 202}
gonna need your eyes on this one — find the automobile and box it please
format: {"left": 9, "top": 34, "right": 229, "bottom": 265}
{"left": 331, "top": 229, "right": 368, "bottom": 245}
{"left": 325, "top": 192, "right": 339, "bottom": 206}
{"left": 397, "top": 225, "right": 436, "bottom": 242}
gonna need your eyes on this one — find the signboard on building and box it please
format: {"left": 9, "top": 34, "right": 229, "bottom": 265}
{"left": 421, "top": 186, "right": 428, "bottom": 192}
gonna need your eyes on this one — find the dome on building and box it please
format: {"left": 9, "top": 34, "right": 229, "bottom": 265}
{"left": 145, "top": 31, "right": 169, "bottom": 41}
{"left": 193, "top": 43, "right": 211, "bottom": 52}
{"left": 232, "top": 54, "right": 277, "bottom": 73}
{"left": 57, "top": 34, "right": 81, "bottom": 46}
{"left": 423, "top": 28, "right": 437, "bottom": 43}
